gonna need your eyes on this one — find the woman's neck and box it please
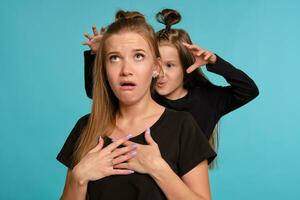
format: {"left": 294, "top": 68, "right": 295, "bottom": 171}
{"left": 117, "top": 93, "right": 161, "bottom": 121}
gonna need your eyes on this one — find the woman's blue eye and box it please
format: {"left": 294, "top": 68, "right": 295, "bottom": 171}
{"left": 135, "top": 53, "right": 145, "bottom": 61}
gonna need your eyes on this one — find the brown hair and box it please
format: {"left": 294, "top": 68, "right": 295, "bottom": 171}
{"left": 72, "top": 10, "right": 160, "bottom": 167}
{"left": 156, "top": 9, "right": 219, "bottom": 168}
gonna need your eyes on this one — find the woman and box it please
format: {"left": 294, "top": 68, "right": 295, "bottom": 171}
{"left": 83, "top": 9, "right": 259, "bottom": 154}
{"left": 57, "top": 10, "right": 216, "bottom": 200}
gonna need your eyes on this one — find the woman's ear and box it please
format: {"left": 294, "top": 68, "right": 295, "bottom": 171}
{"left": 153, "top": 57, "right": 162, "bottom": 78}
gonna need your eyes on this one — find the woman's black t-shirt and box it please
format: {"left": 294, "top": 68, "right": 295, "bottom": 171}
{"left": 57, "top": 108, "right": 216, "bottom": 200}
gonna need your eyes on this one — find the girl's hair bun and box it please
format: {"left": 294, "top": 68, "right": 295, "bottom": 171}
{"left": 156, "top": 9, "right": 181, "bottom": 30}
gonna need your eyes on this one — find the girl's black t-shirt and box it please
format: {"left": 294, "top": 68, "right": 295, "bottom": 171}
{"left": 57, "top": 108, "right": 216, "bottom": 200}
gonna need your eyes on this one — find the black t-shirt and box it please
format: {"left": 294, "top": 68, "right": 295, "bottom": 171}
{"left": 57, "top": 108, "right": 216, "bottom": 200}
{"left": 83, "top": 51, "right": 259, "bottom": 138}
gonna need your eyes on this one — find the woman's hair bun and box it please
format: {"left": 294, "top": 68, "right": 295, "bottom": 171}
{"left": 115, "top": 10, "right": 145, "bottom": 22}
{"left": 156, "top": 9, "right": 181, "bottom": 29}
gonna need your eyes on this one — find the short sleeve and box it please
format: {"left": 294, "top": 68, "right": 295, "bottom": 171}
{"left": 56, "top": 114, "right": 89, "bottom": 169}
{"left": 178, "top": 113, "right": 217, "bottom": 177}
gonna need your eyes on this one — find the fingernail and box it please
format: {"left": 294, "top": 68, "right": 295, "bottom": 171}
{"left": 126, "top": 134, "right": 133, "bottom": 139}
{"left": 131, "top": 151, "right": 137, "bottom": 155}
{"left": 97, "top": 136, "right": 102, "bottom": 141}
{"left": 128, "top": 170, "right": 134, "bottom": 174}
{"left": 132, "top": 144, "right": 138, "bottom": 148}
{"left": 111, "top": 138, "right": 117, "bottom": 142}
{"left": 146, "top": 128, "right": 151, "bottom": 134}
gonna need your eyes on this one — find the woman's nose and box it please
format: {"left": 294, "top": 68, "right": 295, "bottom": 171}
{"left": 120, "top": 60, "right": 133, "bottom": 76}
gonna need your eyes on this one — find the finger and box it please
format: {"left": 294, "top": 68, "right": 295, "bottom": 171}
{"left": 186, "top": 63, "right": 200, "bottom": 74}
{"left": 193, "top": 49, "right": 205, "bottom": 57}
{"left": 89, "top": 136, "right": 104, "bottom": 153}
{"left": 112, "top": 168, "right": 134, "bottom": 175}
{"left": 204, "top": 51, "right": 212, "bottom": 61}
{"left": 112, "top": 151, "right": 137, "bottom": 165}
{"left": 84, "top": 33, "right": 93, "bottom": 40}
{"left": 82, "top": 41, "right": 91, "bottom": 46}
{"left": 144, "top": 128, "right": 156, "bottom": 145}
{"left": 122, "top": 141, "right": 136, "bottom": 146}
{"left": 105, "top": 134, "right": 132, "bottom": 152}
{"left": 92, "top": 25, "right": 99, "bottom": 36}
{"left": 111, "top": 144, "right": 138, "bottom": 158}
{"left": 183, "top": 43, "right": 202, "bottom": 52}
{"left": 113, "top": 162, "right": 130, "bottom": 169}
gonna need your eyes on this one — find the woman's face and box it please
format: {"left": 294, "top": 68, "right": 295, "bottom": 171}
{"left": 155, "top": 44, "right": 186, "bottom": 100}
{"left": 105, "top": 32, "right": 158, "bottom": 106}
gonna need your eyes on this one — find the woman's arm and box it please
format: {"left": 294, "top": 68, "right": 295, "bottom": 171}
{"left": 150, "top": 159, "right": 211, "bottom": 200}
{"left": 60, "top": 169, "right": 88, "bottom": 200}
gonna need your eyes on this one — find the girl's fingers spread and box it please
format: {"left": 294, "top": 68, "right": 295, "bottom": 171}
{"left": 113, "top": 169, "right": 134, "bottom": 175}
{"left": 186, "top": 64, "right": 199, "bottom": 73}
{"left": 82, "top": 41, "right": 90, "bottom": 46}
{"left": 204, "top": 52, "right": 211, "bottom": 60}
{"left": 84, "top": 33, "right": 93, "bottom": 40}
{"left": 194, "top": 49, "right": 205, "bottom": 57}
{"left": 112, "top": 151, "right": 137, "bottom": 165}
{"left": 92, "top": 25, "right": 99, "bottom": 36}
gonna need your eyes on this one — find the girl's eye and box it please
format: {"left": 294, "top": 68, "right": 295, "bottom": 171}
{"left": 135, "top": 53, "right": 145, "bottom": 61}
{"left": 109, "top": 55, "right": 120, "bottom": 62}
{"left": 166, "top": 63, "right": 174, "bottom": 68}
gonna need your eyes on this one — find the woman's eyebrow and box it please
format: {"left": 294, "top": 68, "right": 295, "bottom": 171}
{"left": 107, "top": 51, "right": 119, "bottom": 56}
{"left": 133, "top": 49, "right": 146, "bottom": 52}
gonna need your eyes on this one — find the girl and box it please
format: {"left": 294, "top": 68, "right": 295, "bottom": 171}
{"left": 83, "top": 9, "right": 259, "bottom": 154}
{"left": 57, "top": 10, "right": 216, "bottom": 200}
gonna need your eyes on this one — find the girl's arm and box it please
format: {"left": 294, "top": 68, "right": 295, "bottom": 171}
{"left": 84, "top": 50, "right": 95, "bottom": 99}
{"left": 205, "top": 55, "right": 259, "bottom": 116}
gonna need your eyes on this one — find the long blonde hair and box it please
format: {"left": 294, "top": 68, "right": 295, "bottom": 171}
{"left": 72, "top": 10, "right": 160, "bottom": 168}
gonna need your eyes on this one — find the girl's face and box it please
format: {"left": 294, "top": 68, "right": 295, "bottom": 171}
{"left": 105, "top": 32, "right": 159, "bottom": 106}
{"left": 155, "top": 44, "right": 186, "bottom": 100}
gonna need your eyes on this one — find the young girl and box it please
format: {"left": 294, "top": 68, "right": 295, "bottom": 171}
{"left": 57, "top": 10, "right": 216, "bottom": 200}
{"left": 83, "top": 9, "right": 259, "bottom": 153}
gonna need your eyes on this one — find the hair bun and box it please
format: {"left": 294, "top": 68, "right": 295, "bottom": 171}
{"left": 115, "top": 10, "right": 145, "bottom": 22}
{"left": 156, "top": 9, "right": 181, "bottom": 29}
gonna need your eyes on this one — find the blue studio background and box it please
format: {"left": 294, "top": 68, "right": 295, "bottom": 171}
{"left": 1, "top": 0, "right": 299, "bottom": 199}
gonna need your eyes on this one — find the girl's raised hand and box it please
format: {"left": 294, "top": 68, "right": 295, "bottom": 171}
{"left": 82, "top": 25, "right": 105, "bottom": 54}
{"left": 182, "top": 42, "right": 217, "bottom": 73}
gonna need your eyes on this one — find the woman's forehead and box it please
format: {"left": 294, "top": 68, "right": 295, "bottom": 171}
{"left": 105, "top": 32, "right": 151, "bottom": 53}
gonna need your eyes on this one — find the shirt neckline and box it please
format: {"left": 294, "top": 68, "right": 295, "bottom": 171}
{"left": 106, "top": 108, "right": 168, "bottom": 141}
